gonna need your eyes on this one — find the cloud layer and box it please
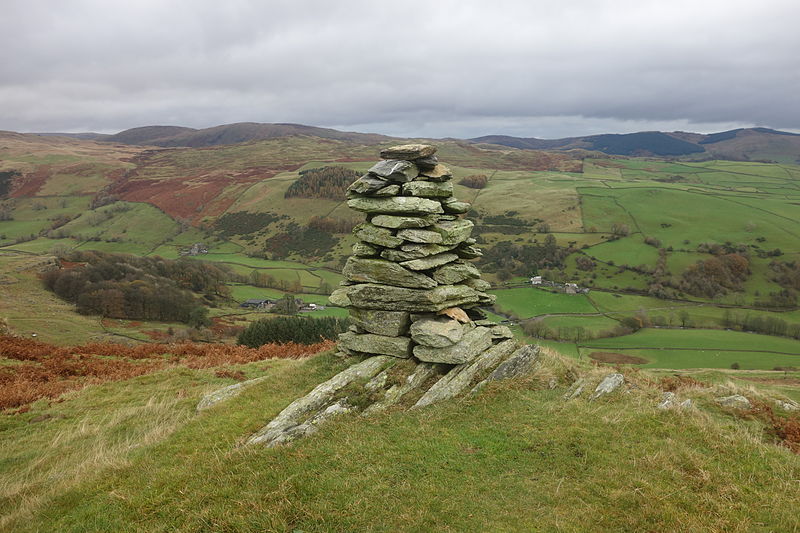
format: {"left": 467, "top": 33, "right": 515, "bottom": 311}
{"left": 1, "top": 0, "right": 798, "bottom": 137}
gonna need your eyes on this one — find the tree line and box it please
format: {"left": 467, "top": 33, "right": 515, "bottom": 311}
{"left": 238, "top": 316, "right": 348, "bottom": 347}
{"left": 285, "top": 166, "right": 360, "bottom": 199}
{"left": 42, "top": 251, "right": 232, "bottom": 326}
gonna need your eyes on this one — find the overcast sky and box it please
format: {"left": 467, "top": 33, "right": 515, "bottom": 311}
{"left": 1, "top": 0, "right": 798, "bottom": 138}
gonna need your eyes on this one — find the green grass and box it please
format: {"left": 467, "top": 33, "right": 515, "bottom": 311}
{"left": 491, "top": 287, "right": 598, "bottom": 319}
{"left": 583, "top": 328, "right": 800, "bottom": 354}
{"left": 5, "top": 351, "right": 799, "bottom": 532}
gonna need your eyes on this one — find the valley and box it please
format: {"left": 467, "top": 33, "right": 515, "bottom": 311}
{"left": 2, "top": 130, "right": 800, "bottom": 371}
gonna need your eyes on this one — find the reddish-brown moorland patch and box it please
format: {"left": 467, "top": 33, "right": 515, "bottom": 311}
{"left": 588, "top": 351, "right": 649, "bottom": 365}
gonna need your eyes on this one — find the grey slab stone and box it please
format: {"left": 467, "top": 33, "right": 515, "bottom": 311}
{"left": 349, "top": 308, "right": 411, "bottom": 337}
{"left": 414, "top": 339, "right": 518, "bottom": 407}
{"left": 410, "top": 317, "right": 465, "bottom": 348}
{"left": 371, "top": 184, "right": 401, "bottom": 197}
{"left": 442, "top": 198, "right": 471, "bottom": 214}
{"left": 381, "top": 243, "right": 457, "bottom": 262}
{"left": 370, "top": 214, "right": 437, "bottom": 229}
{"left": 402, "top": 181, "right": 454, "bottom": 198}
{"left": 348, "top": 196, "right": 444, "bottom": 215}
{"left": 432, "top": 219, "right": 474, "bottom": 245}
{"left": 338, "top": 331, "right": 413, "bottom": 358}
{"left": 715, "top": 394, "right": 751, "bottom": 410}
{"left": 197, "top": 376, "right": 269, "bottom": 411}
{"left": 417, "top": 163, "right": 453, "bottom": 182}
{"left": 413, "top": 326, "right": 493, "bottom": 364}
{"left": 414, "top": 155, "right": 439, "bottom": 170}
{"left": 344, "top": 283, "right": 483, "bottom": 312}
{"left": 431, "top": 261, "right": 480, "bottom": 284}
{"left": 328, "top": 287, "right": 352, "bottom": 307}
{"left": 352, "top": 242, "right": 379, "bottom": 257}
{"left": 353, "top": 222, "right": 403, "bottom": 248}
{"left": 380, "top": 144, "right": 436, "bottom": 160}
{"left": 342, "top": 256, "right": 437, "bottom": 289}
{"left": 397, "top": 228, "right": 444, "bottom": 244}
{"left": 247, "top": 356, "right": 393, "bottom": 446}
{"left": 401, "top": 252, "right": 459, "bottom": 271}
{"left": 368, "top": 160, "right": 419, "bottom": 182}
{"left": 461, "top": 278, "right": 491, "bottom": 291}
{"left": 347, "top": 174, "right": 389, "bottom": 195}
{"left": 590, "top": 373, "right": 625, "bottom": 400}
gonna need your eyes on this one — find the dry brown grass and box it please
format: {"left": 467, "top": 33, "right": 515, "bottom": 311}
{"left": 0, "top": 334, "right": 334, "bottom": 410}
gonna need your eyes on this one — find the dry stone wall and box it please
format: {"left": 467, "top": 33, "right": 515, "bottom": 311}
{"left": 330, "top": 144, "right": 513, "bottom": 364}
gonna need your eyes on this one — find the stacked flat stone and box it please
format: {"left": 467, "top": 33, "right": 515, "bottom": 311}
{"left": 329, "top": 144, "right": 512, "bottom": 365}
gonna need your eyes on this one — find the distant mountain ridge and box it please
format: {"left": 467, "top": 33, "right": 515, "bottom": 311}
{"left": 26, "top": 122, "right": 800, "bottom": 163}
{"left": 471, "top": 128, "right": 800, "bottom": 163}
{"left": 102, "top": 122, "right": 393, "bottom": 147}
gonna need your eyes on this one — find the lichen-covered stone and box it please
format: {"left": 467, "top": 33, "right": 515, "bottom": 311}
{"left": 247, "top": 356, "right": 393, "bottom": 446}
{"left": 461, "top": 278, "right": 491, "bottom": 291}
{"left": 380, "top": 144, "right": 436, "bottom": 160}
{"left": 344, "top": 283, "right": 482, "bottom": 312}
{"left": 349, "top": 308, "right": 411, "bottom": 337}
{"left": 381, "top": 243, "right": 457, "bottom": 262}
{"left": 413, "top": 326, "right": 493, "bottom": 364}
{"left": 716, "top": 394, "right": 752, "bottom": 410}
{"left": 352, "top": 242, "right": 379, "bottom": 257}
{"left": 400, "top": 252, "right": 459, "bottom": 271}
{"left": 489, "top": 324, "right": 514, "bottom": 340}
{"left": 432, "top": 261, "right": 480, "bottom": 284}
{"left": 370, "top": 214, "right": 437, "bottom": 229}
{"left": 338, "top": 331, "right": 412, "bottom": 358}
{"left": 368, "top": 160, "right": 419, "bottom": 182}
{"left": 371, "top": 184, "right": 401, "bottom": 197}
{"left": 347, "top": 174, "right": 389, "bottom": 195}
{"left": 348, "top": 196, "right": 444, "bottom": 215}
{"left": 353, "top": 222, "right": 403, "bottom": 248}
{"left": 328, "top": 287, "right": 352, "bottom": 307}
{"left": 417, "top": 163, "right": 453, "bottom": 182}
{"left": 432, "top": 219, "right": 474, "bottom": 245}
{"left": 414, "top": 340, "right": 519, "bottom": 409}
{"left": 396, "top": 228, "right": 444, "bottom": 244}
{"left": 455, "top": 243, "right": 483, "bottom": 259}
{"left": 402, "top": 181, "right": 453, "bottom": 198}
{"left": 410, "top": 317, "right": 465, "bottom": 348}
{"left": 442, "top": 198, "right": 471, "bottom": 214}
{"left": 414, "top": 155, "right": 439, "bottom": 170}
{"left": 342, "top": 257, "right": 437, "bottom": 289}
{"left": 590, "top": 373, "right": 625, "bottom": 400}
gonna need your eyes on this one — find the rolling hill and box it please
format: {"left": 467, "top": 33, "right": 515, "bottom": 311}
{"left": 472, "top": 127, "right": 800, "bottom": 163}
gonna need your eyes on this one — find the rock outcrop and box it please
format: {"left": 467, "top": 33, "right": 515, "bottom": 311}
{"left": 247, "top": 144, "right": 538, "bottom": 447}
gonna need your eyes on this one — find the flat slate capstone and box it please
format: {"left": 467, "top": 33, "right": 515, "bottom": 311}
{"left": 329, "top": 143, "right": 506, "bottom": 365}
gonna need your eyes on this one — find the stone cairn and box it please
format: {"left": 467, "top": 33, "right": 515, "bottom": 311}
{"left": 248, "top": 144, "right": 538, "bottom": 447}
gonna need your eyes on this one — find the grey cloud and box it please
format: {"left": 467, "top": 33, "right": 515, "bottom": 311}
{"left": 1, "top": 0, "right": 798, "bottom": 137}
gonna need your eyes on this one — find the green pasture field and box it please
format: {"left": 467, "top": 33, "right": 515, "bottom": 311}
{"left": 57, "top": 202, "right": 180, "bottom": 248}
{"left": 578, "top": 346, "right": 800, "bottom": 370}
{"left": 536, "top": 315, "right": 619, "bottom": 337}
{"left": 585, "top": 237, "right": 660, "bottom": 267}
{"left": 582, "top": 328, "right": 800, "bottom": 355}
{"left": 491, "top": 287, "right": 597, "bottom": 318}
{"left": 588, "top": 291, "right": 694, "bottom": 313}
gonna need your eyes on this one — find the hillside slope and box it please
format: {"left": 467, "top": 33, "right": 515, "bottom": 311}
{"left": 1, "top": 347, "right": 798, "bottom": 532}
{"left": 473, "top": 127, "right": 800, "bottom": 162}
